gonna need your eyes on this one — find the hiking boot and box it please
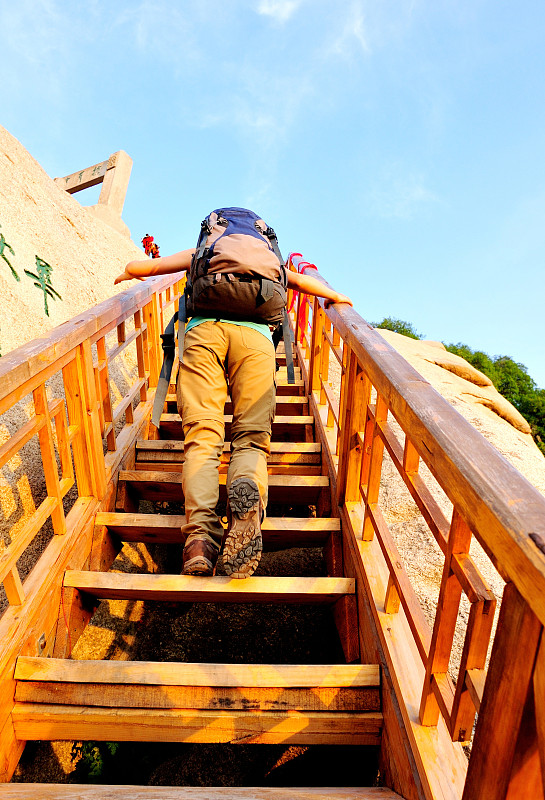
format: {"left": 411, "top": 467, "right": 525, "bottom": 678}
{"left": 182, "top": 535, "right": 219, "bottom": 576}
{"left": 222, "top": 477, "right": 263, "bottom": 579}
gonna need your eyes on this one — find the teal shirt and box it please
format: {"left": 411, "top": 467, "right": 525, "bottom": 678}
{"left": 185, "top": 316, "right": 273, "bottom": 344}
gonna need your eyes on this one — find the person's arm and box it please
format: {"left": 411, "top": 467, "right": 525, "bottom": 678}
{"left": 114, "top": 248, "right": 195, "bottom": 285}
{"left": 286, "top": 270, "right": 352, "bottom": 308}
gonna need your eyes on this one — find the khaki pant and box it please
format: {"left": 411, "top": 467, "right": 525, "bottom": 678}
{"left": 177, "top": 320, "right": 276, "bottom": 547}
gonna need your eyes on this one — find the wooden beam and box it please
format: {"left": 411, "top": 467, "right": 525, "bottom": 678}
{"left": 0, "top": 786, "right": 405, "bottom": 800}
{"left": 94, "top": 512, "right": 340, "bottom": 549}
{"left": 15, "top": 659, "right": 380, "bottom": 712}
{"left": 12, "top": 703, "right": 382, "bottom": 746}
{"left": 64, "top": 572, "right": 355, "bottom": 604}
{"left": 462, "top": 582, "right": 543, "bottom": 800}
{"left": 16, "top": 657, "right": 378, "bottom": 687}
{"left": 117, "top": 470, "right": 329, "bottom": 504}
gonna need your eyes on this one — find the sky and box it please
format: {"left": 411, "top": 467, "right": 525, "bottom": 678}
{"left": 1, "top": 0, "right": 544, "bottom": 387}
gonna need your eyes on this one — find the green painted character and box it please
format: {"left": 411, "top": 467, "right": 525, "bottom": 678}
{"left": 0, "top": 225, "right": 20, "bottom": 282}
{"left": 24, "top": 256, "right": 62, "bottom": 316}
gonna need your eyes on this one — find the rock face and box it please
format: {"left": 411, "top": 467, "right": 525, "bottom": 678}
{"left": 376, "top": 329, "right": 545, "bottom": 496}
{"left": 0, "top": 125, "right": 144, "bottom": 357}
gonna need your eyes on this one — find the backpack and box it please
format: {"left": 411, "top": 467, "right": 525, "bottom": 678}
{"left": 185, "top": 207, "right": 287, "bottom": 325}
{"left": 151, "top": 208, "right": 294, "bottom": 427}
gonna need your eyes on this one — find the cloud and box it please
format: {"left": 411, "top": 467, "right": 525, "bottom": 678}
{"left": 328, "top": 1, "right": 371, "bottom": 57}
{"left": 366, "top": 165, "right": 440, "bottom": 219}
{"left": 256, "top": 0, "right": 304, "bottom": 23}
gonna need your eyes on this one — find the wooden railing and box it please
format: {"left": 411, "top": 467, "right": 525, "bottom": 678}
{"left": 0, "top": 274, "right": 183, "bottom": 780}
{"left": 291, "top": 267, "right": 545, "bottom": 800}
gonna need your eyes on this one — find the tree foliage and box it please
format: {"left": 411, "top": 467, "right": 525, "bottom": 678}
{"left": 370, "top": 319, "right": 544, "bottom": 456}
{"left": 372, "top": 317, "right": 423, "bottom": 340}
{"left": 445, "top": 343, "right": 545, "bottom": 455}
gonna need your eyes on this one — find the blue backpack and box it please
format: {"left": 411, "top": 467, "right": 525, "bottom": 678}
{"left": 186, "top": 207, "right": 288, "bottom": 325}
{"left": 151, "top": 208, "right": 294, "bottom": 426}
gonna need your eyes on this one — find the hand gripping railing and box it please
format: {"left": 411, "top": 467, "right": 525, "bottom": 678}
{"left": 289, "top": 265, "right": 545, "bottom": 800}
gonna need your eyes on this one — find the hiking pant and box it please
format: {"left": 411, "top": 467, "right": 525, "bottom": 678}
{"left": 177, "top": 320, "right": 276, "bottom": 548}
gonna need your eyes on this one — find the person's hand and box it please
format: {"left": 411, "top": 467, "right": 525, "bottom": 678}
{"left": 324, "top": 292, "right": 352, "bottom": 308}
{"left": 114, "top": 269, "right": 145, "bottom": 285}
{"left": 114, "top": 270, "right": 131, "bottom": 285}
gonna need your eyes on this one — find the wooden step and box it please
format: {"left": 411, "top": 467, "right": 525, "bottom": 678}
{"left": 12, "top": 703, "right": 382, "bottom": 746}
{"left": 95, "top": 512, "right": 340, "bottom": 549}
{"left": 275, "top": 378, "right": 305, "bottom": 394}
{"left": 63, "top": 572, "right": 355, "bottom": 604}
{"left": 117, "top": 470, "right": 329, "bottom": 504}
{"left": 165, "top": 393, "right": 309, "bottom": 416}
{"left": 158, "top": 414, "right": 314, "bottom": 441}
{"left": 15, "top": 658, "right": 380, "bottom": 712}
{"left": 0, "top": 786, "right": 405, "bottom": 799}
{"left": 135, "top": 440, "right": 322, "bottom": 476}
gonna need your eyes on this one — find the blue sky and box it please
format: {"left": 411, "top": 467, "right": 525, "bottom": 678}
{"left": 2, "top": 0, "right": 544, "bottom": 387}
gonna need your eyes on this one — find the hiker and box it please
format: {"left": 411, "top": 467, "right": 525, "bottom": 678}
{"left": 114, "top": 210, "right": 351, "bottom": 580}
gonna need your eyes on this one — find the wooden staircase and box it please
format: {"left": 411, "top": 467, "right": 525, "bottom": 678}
{"left": 4, "top": 269, "right": 545, "bottom": 798}
{"left": 9, "top": 345, "right": 385, "bottom": 792}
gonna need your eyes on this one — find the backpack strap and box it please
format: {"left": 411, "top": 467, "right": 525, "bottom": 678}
{"left": 151, "top": 291, "right": 189, "bottom": 428}
{"left": 194, "top": 217, "right": 212, "bottom": 267}
{"left": 263, "top": 227, "right": 294, "bottom": 384}
{"left": 281, "top": 307, "right": 295, "bottom": 384}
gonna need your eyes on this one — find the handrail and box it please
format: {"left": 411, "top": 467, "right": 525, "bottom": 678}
{"left": 299, "top": 266, "right": 545, "bottom": 619}
{"left": 0, "top": 273, "right": 184, "bottom": 605}
{"left": 291, "top": 265, "right": 545, "bottom": 798}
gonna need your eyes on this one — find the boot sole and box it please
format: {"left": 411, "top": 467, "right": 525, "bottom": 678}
{"left": 223, "top": 478, "right": 262, "bottom": 579}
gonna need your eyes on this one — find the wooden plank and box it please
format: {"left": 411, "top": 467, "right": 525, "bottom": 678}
{"left": 465, "top": 668, "right": 486, "bottom": 712}
{"left": 33, "top": 384, "right": 66, "bottom": 535}
{"left": 365, "top": 503, "right": 431, "bottom": 662}
{"left": 12, "top": 703, "right": 383, "bottom": 746}
{"left": 136, "top": 440, "right": 321, "bottom": 454}
{"left": 504, "top": 682, "right": 544, "bottom": 800}
{"left": 64, "top": 571, "right": 355, "bottom": 604}
{"left": 15, "top": 681, "right": 379, "bottom": 712}
{"left": 0, "top": 414, "right": 45, "bottom": 470}
{"left": 533, "top": 636, "right": 545, "bottom": 797}
{"left": 462, "top": 582, "right": 543, "bottom": 800}
{"left": 158, "top": 414, "right": 314, "bottom": 440}
{"left": 3, "top": 567, "right": 25, "bottom": 605}
{"left": 420, "top": 510, "right": 472, "bottom": 727}
{"left": 334, "top": 595, "right": 361, "bottom": 663}
{"left": 117, "top": 470, "right": 329, "bottom": 504}
{"left": 94, "top": 512, "right": 340, "bottom": 549}
{"left": 376, "top": 420, "right": 450, "bottom": 552}
{"left": 450, "top": 586, "right": 496, "bottom": 741}
{"left": 1, "top": 785, "right": 404, "bottom": 799}
{"left": 337, "top": 353, "right": 370, "bottom": 505}
{"left": 15, "top": 657, "right": 378, "bottom": 688}
{"left": 15, "top": 659, "right": 379, "bottom": 712}
{"left": 0, "top": 497, "right": 57, "bottom": 586}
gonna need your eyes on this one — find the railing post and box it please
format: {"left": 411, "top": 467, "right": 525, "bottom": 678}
{"left": 337, "top": 349, "right": 370, "bottom": 506}
{"left": 463, "top": 582, "right": 543, "bottom": 800}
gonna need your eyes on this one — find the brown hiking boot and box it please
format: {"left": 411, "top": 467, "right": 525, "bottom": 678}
{"left": 182, "top": 535, "right": 219, "bottom": 576}
{"left": 222, "top": 477, "right": 263, "bottom": 579}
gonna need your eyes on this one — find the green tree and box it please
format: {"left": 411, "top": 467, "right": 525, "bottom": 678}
{"left": 372, "top": 317, "right": 423, "bottom": 340}
{"left": 444, "top": 342, "right": 544, "bottom": 456}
